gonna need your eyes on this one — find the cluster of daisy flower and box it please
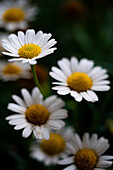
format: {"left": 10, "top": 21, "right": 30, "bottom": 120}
{"left": 0, "top": 0, "right": 113, "bottom": 170}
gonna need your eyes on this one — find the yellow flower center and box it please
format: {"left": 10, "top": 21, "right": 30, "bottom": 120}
{"left": 3, "top": 8, "right": 24, "bottom": 22}
{"left": 67, "top": 72, "right": 92, "bottom": 92}
{"left": 74, "top": 149, "right": 98, "bottom": 170}
{"left": 2, "top": 63, "right": 21, "bottom": 75}
{"left": 18, "top": 43, "right": 41, "bottom": 59}
{"left": 25, "top": 104, "right": 49, "bottom": 125}
{"left": 41, "top": 133, "right": 65, "bottom": 156}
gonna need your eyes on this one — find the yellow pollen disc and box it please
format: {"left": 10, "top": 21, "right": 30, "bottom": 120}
{"left": 67, "top": 72, "right": 92, "bottom": 92}
{"left": 2, "top": 64, "right": 21, "bottom": 75}
{"left": 18, "top": 43, "right": 41, "bottom": 59}
{"left": 3, "top": 8, "right": 24, "bottom": 22}
{"left": 74, "top": 149, "right": 98, "bottom": 170}
{"left": 25, "top": 104, "right": 49, "bottom": 125}
{"left": 41, "top": 133, "right": 65, "bottom": 155}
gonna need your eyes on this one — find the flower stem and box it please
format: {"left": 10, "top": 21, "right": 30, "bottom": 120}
{"left": 31, "top": 65, "right": 45, "bottom": 97}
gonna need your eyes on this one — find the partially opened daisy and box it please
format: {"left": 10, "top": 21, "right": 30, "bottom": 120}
{"left": 2, "top": 29, "right": 57, "bottom": 65}
{"left": 0, "top": 0, "right": 38, "bottom": 31}
{"left": 30, "top": 126, "right": 74, "bottom": 165}
{"left": 50, "top": 57, "right": 110, "bottom": 102}
{"left": 0, "top": 61, "right": 31, "bottom": 81}
{"left": 6, "top": 87, "right": 67, "bottom": 139}
{"left": 58, "top": 133, "right": 113, "bottom": 170}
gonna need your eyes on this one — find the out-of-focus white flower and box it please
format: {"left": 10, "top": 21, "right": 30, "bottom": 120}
{"left": 0, "top": 0, "right": 38, "bottom": 31}
{"left": 0, "top": 61, "right": 31, "bottom": 81}
{"left": 30, "top": 126, "right": 74, "bottom": 165}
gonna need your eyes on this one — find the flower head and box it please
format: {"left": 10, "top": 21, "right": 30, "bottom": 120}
{"left": 0, "top": 0, "right": 38, "bottom": 31}
{"left": 2, "top": 29, "right": 57, "bottom": 65}
{"left": 0, "top": 61, "right": 31, "bottom": 81}
{"left": 58, "top": 133, "right": 113, "bottom": 170}
{"left": 6, "top": 87, "right": 67, "bottom": 139}
{"left": 50, "top": 57, "right": 110, "bottom": 102}
{"left": 30, "top": 126, "right": 74, "bottom": 165}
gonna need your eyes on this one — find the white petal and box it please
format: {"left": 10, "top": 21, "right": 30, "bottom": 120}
{"left": 21, "top": 88, "right": 33, "bottom": 107}
{"left": 12, "top": 95, "right": 26, "bottom": 107}
{"left": 49, "top": 109, "right": 68, "bottom": 119}
{"left": 3, "top": 52, "right": 19, "bottom": 57}
{"left": 58, "top": 60, "right": 72, "bottom": 77}
{"left": 25, "top": 29, "right": 35, "bottom": 44}
{"left": 63, "top": 164, "right": 76, "bottom": 170}
{"left": 41, "top": 39, "right": 57, "bottom": 50}
{"left": 8, "top": 103, "right": 26, "bottom": 114}
{"left": 6, "top": 114, "right": 25, "bottom": 120}
{"left": 66, "top": 143, "right": 76, "bottom": 154}
{"left": 47, "top": 120, "right": 65, "bottom": 129}
{"left": 96, "top": 161, "right": 112, "bottom": 168}
{"left": 18, "top": 31, "right": 25, "bottom": 45}
{"left": 8, "top": 34, "right": 21, "bottom": 48}
{"left": 91, "top": 85, "right": 110, "bottom": 91}
{"left": 32, "top": 87, "right": 43, "bottom": 105}
{"left": 50, "top": 72, "right": 66, "bottom": 82}
{"left": 74, "top": 133, "right": 82, "bottom": 150}
{"left": 47, "top": 98, "right": 65, "bottom": 112}
{"left": 82, "top": 133, "right": 90, "bottom": 148}
{"left": 70, "top": 91, "right": 83, "bottom": 102}
{"left": 93, "top": 80, "right": 110, "bottom": 85}
{"left": 99, "top": 156, "right": 113, "bottom": 161}
{"left": 58, "top": 156, "right": 74, "bottom": 165}
{"left": 8, "top": 118, "right": 26, "bottom": 125}
{"left": 70, "top": 56, "right": 78, "bottom": 73}
{"left": 51, "top": 66, "right": 67, "bottom": 80}
{"left": 29, "top": 59, "right": 37, "bottom": 65}
{"left": 2, "top": 43, "right": 18, "bottom": 54}
{"left": 33, "top": 31, "right": 43, "bottom": 44}
{"left": 44, "top": 95, "right": 57, "bottom": 108}
{"left": 22, "top": 125, "right": 32, "bottom": 138}
{"left": 57, "top": 88, "right": 70, "bottom": 95}
{"left": 14, "top": 122, "right": 28, "bottom": 130}
{"left": 80, "top": 92, "right": 94, "bottom": 102}
{"left": 87, "top": 90, "right": 98, "bottom": 102}
{"left": 52, "top": 82, "right": 67, "bottom": 86}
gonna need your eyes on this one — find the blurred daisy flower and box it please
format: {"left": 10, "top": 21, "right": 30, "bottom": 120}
{"left": 58, "top": 133, "right": 113, "bottom": 170}
{"left": 30, "top": 126, "right": 74, "bottom": 165}
{"left": 2, "top": 29, "right": 57, "bottom": 65}
{"left": 0, "top": 0, "right": 38, "bottom": 31}
{"left": 6, "top": 87, "right": 67, "bottom": 139}
{"left": 0, "top": 61, "right": 31, "bottom": 81}
{"left": 50, "top": 57, "right": 110, "bottom": 102}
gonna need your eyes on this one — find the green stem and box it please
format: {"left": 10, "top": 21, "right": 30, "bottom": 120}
{"left": 31, "top": 65, "right": 45, "bottom": 97}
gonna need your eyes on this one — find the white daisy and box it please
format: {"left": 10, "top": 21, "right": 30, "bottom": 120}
{"left": 58, "top": 133, "right": 113, "bottom": 170}
{"left": 6, "top": 87, "right": 67, "bottom": 139}
{"left": 49, "top": 57, "right": 110, "bottom": 102}
{"left": 0, "top": 0, "right": 38, "bottom": 31}
{"left": 30, "top": 126, "right": 74, "bottom": 165}
{"left": 0, "top": 61, "right": 31, "bottom": 81}
{"left": 2, "top": 29, "right": 57, "bottom": 65}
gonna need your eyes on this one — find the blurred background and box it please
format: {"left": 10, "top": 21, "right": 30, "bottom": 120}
{"left": 0, "top": 0, "right": 113, "bottom": 169}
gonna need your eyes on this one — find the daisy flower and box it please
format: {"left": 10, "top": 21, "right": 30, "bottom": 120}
{"left": 58, "top": 133, "right": 113, "bottom": 170}
{"left": 50, "top": 57, "right": 110, "bottom": 102}
{"left": 2, "top": 29, "right": 57, "bottom": 65}
{"left": 0, "top": 0, "right": 38, "bottom": 31}
{"left": 0, "top": 61, "right": 31, "bottom": 81}
{"left": 30, "top": 126, "right": 74, "bottom": 165}
{"left": 6, "top": 87, "right": 67, "bottom": 139}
